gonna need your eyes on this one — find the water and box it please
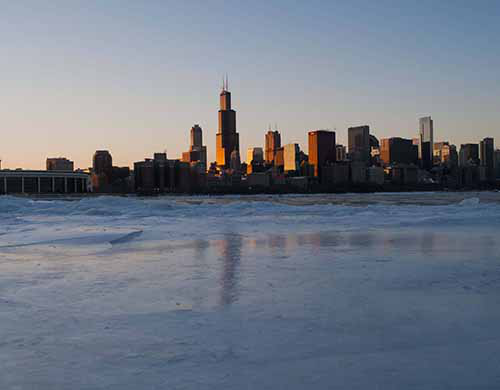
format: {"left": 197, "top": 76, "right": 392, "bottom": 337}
{"left": 1, "top": 192, "right": 500, "bottom": 389}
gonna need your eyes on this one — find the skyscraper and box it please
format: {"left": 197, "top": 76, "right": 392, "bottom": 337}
{"left": 216, "top": 79, "right": 239, "bottom": 169}
{"left": 495, "top": 149, "right": 500, "bottom": 179}
{"left": 459, "top": 143, "right": 479, "bottom": 166}
{"left": 380, "top": 137, "right": 418, "bottom": 166}
{"left": 284, "top": 143, "right": 300, "bottom": 172}
{"left": 265, "top": 130, "right": 281, "bottom": 164}
{"left": 336, "top": 145, "right": 347, "bottom": 162}
{"left": 480, "top": 137, "right": 495, "bottom": 180}
{"left": 93, "top": 150, "right": 113, "bottom": 178}
{"left": 183, "top": 124, "right": 207, "bottom": 169}
{"left": 348, "top": 125, "right": 370, "bottom": 163}
{"left": 308, "top": 130, "right": 336, "bottom": 178}
{"left": 418, "top": 116, "right": 434, "bottom": 170}
{"left": 247, "top": 147, "right": 264, "bottom": 164}
{"left": 92, "top": 150, "right": 113, "bottom": 192}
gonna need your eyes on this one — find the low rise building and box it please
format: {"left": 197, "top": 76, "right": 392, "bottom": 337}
{"left": 0, "top": 170, "right": 89, "bottom": 194}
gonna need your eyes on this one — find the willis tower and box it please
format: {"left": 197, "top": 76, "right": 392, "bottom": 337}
{"left": 216, "top": 77, "right": 239, "bottom": 169}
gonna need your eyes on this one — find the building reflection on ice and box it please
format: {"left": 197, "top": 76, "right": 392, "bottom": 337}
{"left": 216, "top": 233, "right": 243, "bottom": 306}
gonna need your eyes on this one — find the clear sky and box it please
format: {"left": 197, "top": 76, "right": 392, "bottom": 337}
{"left": 1, "top": 0, "right": 499, "bottom": 169}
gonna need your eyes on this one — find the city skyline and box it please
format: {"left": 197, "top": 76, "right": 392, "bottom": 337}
{"left": 1, "top": 1, "right": 500, "bottom": 169}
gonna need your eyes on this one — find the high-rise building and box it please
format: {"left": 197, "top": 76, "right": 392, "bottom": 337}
{"left": 216, "top": 80, "right": 239, "bottom": 169}
{"left": 230, "top": 150, "right": 241, "bottom": 172}
{"left": 459, "top": 143, "right": 479, "bottom": 166}
{"left": 308, "top": 130, "right": 336, "bottom": 178}
{"left": 418, "top": 116, "right": 434, "bottom": 170}
{"left": 284, "top": 143, "right": 300, "bottom": 172}
{"left": 480, "top": 137, "right": 494, "bottom": 165}
{"left": 46, "top": 157, "right": 74, "bottom": 171}
{"left": 336, "top": 145, "right": 347, "bottom": 162}
{"left": 265, "top": 130, "right": 281, "bottom": 164}
{"left": 247, "top": 147, "right": 264, "bottom": 164}
{"left": 433, "top": 142, "right": 458, "bottom": 167}
{"left": 348, "top": 125, "right": 370, "bottom": 163}
{"left": 494, "top": 149, "right": 500, "bottom": 179}
{"left": 380, "top": 138, "right": 418, "bottom": 166}
{"left": 191, "top": 124, "right": 203, "bottom": 149}
{"left": 274, "top": 147, "right": 284, "bottom": 168}
{"left": 182, "top": 124, "right": 207, "bottom": 169}
{"left": 93, "top": 150, "right": 113, "bottom": 177}
{"left": 480, "top": 137, "right": 495, "bottom": 180}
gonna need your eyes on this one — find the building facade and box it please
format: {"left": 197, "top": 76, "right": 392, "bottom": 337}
{"left": 348, "top": 125, "right": 370, "bottom": 163}
{"left": 247, "top": 147, "right": 264, "bottom": 164}
{"left": 182, "top": 124, "right": 207, "bottom": 169}
{"left": 46, "top": 157, "right": 74, "bottom": 171}
{"left": 92, "top": 150, "right": 113, "bottom": 177}
{"left": 0, "top": 170, "right": 89, "bottom": 194}
{"left": 308, "top": 130, "right": 336, "bottom": 178}
{"left": 216, "top": 82, "right": 239, "bottom": 169}
{"left": 265, "top": 130, "right": 281, "bottom": 164}
{"left": 418, "top": 116, "right": 434, "bottom": 170}
{"left": 380, "top": 137, "right": 418, "bottom": 166}
{"left": 284, "top": 143, "right": 300, "bottom": 172}
{"left": 459, "top": 143, "right": 480, "bottom": 166}
{"left": 480, "top": 137, "right": 495, "bottom": 180}
{"left": 336, "top": 145, "right": 347, "bottom": 162}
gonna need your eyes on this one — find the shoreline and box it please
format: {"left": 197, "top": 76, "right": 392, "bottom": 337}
{"left": 1, "top": 184, "right": 499, "bottom": 200}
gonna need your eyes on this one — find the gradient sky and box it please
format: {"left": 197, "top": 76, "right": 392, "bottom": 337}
{"left": 1, "top": 0, "right": 499, "bottom": 169}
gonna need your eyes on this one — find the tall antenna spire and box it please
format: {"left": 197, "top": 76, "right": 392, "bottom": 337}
{"left": 226, "top": 74, "right": 229, "bottom": 91}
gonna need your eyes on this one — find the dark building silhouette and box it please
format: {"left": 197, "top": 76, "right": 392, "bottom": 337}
{"left": 230, "top": 150, "right": 241, "bottom": 172}
{"left": 216, "top": 79, "right": 239, "bottom": 169}
{"left": 92, "top": 150, "right": 113, "bottom": 192}
{"left": 348, "top": 125, "right": 370, "bottom": 163}
{"left": 308, "top": 130, "right": 336, "bottom": 178}
{"left": 480, "top": 137, "right": 495, "bottom": 180}
{"left": 134, "top": 153, "right": 206, "bottom": 193}
{"left": 265, "top": 130, "right": 281, "bottom": 164}
{"left": 495, "top": 150, "right": 500, "bottom": 179}
{"left": 419, "top": 116, "right": 434, "bottom": 170}
{"left": 459, "top": 143, "right": 479, "bottom": 166}
{"left": 46, "top": 157, "right": 74, "bottom": 172}
{"left": 336, "top": 145, "right": 347, "bottom": 162}
{"left": 0, "top": 170, "right": 89, "bottom": 194}
{"left": 91, "top": 150, "right": 131, "bottom": 193}
{"left": 380, "top": 137, "right": 418, "bottom": 166}
{"left": 93, "top": 150, "right": 113, "bottom": 177}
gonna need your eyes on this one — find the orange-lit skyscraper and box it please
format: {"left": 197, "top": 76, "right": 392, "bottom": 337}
{"left": 265, "top": 130, "right": 281, "bottom": 164}
{"left": 216, "top": 79, "right": 239, "bottom": 169}
{"left": 308, "top": 130, "right": 336, "bottom": 178}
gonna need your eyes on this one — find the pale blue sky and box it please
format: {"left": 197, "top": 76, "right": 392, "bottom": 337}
{"left": 1, "top": 0, "right": 499, "bottom": 169}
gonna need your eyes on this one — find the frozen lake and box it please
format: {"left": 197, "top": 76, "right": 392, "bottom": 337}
{"left": 1, "top": 192, "right": 500, "bottom": 389}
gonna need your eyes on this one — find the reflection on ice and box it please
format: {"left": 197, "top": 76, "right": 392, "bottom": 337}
{"left": 216, "top": 233, "right": 243, "bottom": 306}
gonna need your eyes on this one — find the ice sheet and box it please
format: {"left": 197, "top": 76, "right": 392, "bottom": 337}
{"left": 1, "top": 192, "right": 500, "bottom": 389}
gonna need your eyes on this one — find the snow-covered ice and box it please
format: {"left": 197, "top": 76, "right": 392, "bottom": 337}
{"left": 1, "top": 192, "right": 500, "bottom": 389}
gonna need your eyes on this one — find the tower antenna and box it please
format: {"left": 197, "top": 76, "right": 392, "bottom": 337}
{"left": 226, "top": 74, "right": 228, "bottom": 91}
